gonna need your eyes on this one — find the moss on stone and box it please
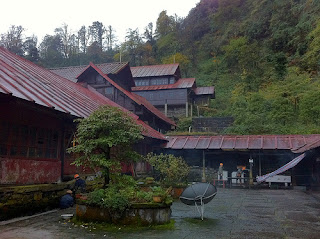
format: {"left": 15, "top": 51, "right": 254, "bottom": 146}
{"left": 71, "top": 218, "right": 175, "bottom": 232}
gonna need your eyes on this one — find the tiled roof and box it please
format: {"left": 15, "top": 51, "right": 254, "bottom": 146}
{"left": 50, "top": 62, "right": 129, "bottom": 83}
{"left": 84, "top": 63, "right": 176, "bottom": 127}
{"left": 0, "top": 47, "right": 165, "bottom": 140}
{"left": 194, "top": 86, "right": 215, "bottom": 96}
{"left": 164, "top": 135, "right": 320, "bottom": 152}
{"left": 131, "top": 63, "right": 180, "bottom": 77}
{"left": 132, "top": 78, "right": 196, "bottom": 91}
{"left": 292, "top": 138, "right": 320, "bottom": 153}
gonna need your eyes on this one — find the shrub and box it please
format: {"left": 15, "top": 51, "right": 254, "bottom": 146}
{"left": 85, "top": 175, "right": 170, "bottom": 212}
{"left": 144, "top": 153, "right": 190, "bottom": 185}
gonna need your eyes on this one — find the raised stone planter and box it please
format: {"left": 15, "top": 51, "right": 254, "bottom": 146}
{"left": 76, "top": 203, "right": 171, "bottom": 225}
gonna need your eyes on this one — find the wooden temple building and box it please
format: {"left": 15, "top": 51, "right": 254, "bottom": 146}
{"left": 0, "top": 47, "right": 174, "bottom": 185}
{"left": 50, "top": 62, "right": 175, "bottom": 132}
{"left": 51, "top": 63, "right": 215, "bottom": 119}
{"left": 131, "top": 64, "right": 215, "bottom": 118}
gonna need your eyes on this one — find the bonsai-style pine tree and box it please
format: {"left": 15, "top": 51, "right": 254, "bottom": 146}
{"left": 68, "top": 105, "right": 143, "bottom": 187}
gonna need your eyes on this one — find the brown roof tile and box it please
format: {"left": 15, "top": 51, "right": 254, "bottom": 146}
{"left": 164, "top": 135, "right": 320, "bottom": 151}
{"left": 132, "top": 78, "right": 196, "bottom": 91}
{"left": 131, "top": 63, "right": 180, "bottom": 78}
{"left": 50, "top": 62, "right": 129, "bottom": 82}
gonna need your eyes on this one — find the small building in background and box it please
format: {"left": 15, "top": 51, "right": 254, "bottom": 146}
{"left": 162, "top": 135, "right": 320, "bottom": 189}
{"left": 131, "top": 64, "right": 215, "bottom": 118}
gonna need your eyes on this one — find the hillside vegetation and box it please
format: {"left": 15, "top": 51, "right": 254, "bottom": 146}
{"left": 179, "top": 0, "right": 320, "bottom": 134}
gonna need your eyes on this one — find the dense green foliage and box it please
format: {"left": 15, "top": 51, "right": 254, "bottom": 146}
{"left": 144, "top": 153, "right": 190, "bottom": 184}
{"left": 87, "top": 175, "right": 137, "bottom": 211}
{"left": 2, "top": 0, "right": 320, "bottom": 134}
{"left": 185, "top": 0, "right": 320, "bottom": 134}
{"left": 86, "top": 175, "right": 171, "bottom": 212}
{"left": 67, "top": 106, "right": 143, "bottom": 186}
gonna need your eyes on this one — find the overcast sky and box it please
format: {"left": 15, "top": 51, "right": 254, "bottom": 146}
{"left": 0, "top": 0, "right": 200, "bottom": 44}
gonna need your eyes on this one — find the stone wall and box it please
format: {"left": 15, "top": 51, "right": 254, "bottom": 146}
{"left": 0, "top": 179, "right": 103, "bottom": 221}
{"left": 0, "top": 183, "right": 69, "bottom": 221}
{"left": 76, "top": 203, "right": 171, "bottom": 225}
{"left": 192, "top": 117, "right": 234, "bottom": 133}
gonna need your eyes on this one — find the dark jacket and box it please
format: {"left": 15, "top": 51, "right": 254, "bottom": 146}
{"left": 59, "top": 194, "right": 74, "bottom": 209}
{"left": 74, "top": 178, "right": 86, "bottom": 193}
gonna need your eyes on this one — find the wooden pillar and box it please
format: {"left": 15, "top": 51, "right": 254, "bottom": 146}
{"left": 186, "top": 101, "right": 189, "bottom": 117}
{"left": 259, "top": 151, "right": 261, "bottom": 176}
{"left": 249, "top": 154, "right": 253, "bottom": 187}
{"left": 202, "top": 151, "right": 206, "bottom": 182}
{"left": 60, "top": 126, "right": 66, "bottom": 182}
{"left": 190, "top": 103, "right": 193, "bottom": 117}
{"left": 291, "top": 154, "right": 296, "bottom": 186}
{"left": 165, "top": 101, "right": 168, "bottom": 117}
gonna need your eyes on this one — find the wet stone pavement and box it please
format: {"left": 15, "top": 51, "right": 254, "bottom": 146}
{"left": 1, "top": 188, "right": 320, "bottom": 239}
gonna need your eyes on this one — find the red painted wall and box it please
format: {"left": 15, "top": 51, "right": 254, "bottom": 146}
{"left": 63, "top": 157, "right": 94, "bottom": 177}
{"left": 0, "top": 158, "right": 61, "bottom": 184}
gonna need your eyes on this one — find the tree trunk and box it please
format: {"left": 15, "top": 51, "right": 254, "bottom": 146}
{"left": 103, "top": 167, "right": 110, "bottom": 188}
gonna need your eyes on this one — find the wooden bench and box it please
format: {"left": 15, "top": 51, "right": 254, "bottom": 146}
{"left": 265, "top": 175, "right": 291, "bottom": 188}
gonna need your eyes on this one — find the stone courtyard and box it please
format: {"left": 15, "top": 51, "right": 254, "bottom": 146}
{"left": 1, "top": 188, "right": 320, "bottom": 239}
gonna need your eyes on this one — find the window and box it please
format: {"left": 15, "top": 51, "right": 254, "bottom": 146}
{"left": 96, "top": 75, "right": 104, "bottom": 84}
{"left": 140, "top": 80, "right": 149, "bottom": 86}
{"left": 0, "top": 121, "right": 9, "bottom": 156}
{"left": 160, "top": 79, "right": 167, "bottom": 85}
{"left": 105, "top": 87, "right": 113, "bottom": 95}
{"left": 0, "top": 121, "right": 59, "bottom": 159}
{"left": 151, "top": 79, "right": 157, "bottom": 85}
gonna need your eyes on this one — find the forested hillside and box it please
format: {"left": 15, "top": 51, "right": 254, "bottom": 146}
{"left": 182, "top": 0, "right": 320, "bottom": 135}
{"left": 1, "top": 0, "right": 320, "bottom": 135}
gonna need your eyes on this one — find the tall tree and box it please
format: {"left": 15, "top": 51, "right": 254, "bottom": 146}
{"left": 55, "top": 24, "right": 76, "bottom": 59}
{"left": 90, "top": 21, "right": 105, "bottom": 50}
{"left": 105, "top": 25, "right": 116, "bottom": 51}
{"left": 23, "top": 35, "right": 39, "bottom": 62}
{"left": 144, "top": 22, "right": 155, "bottom": 44}
{"left": 39, "top": 34, "right": 64, "bottom": 67}
{"left": 78, "top": 25, "right": 90, "bottom": 54}
{"left": 0, "top": 25, "right": 25, "bottom": 56}
{"left": 155, "top": 10, "right": 175, "bottom": 38}
{"left": 121, "top": 28, "right": 143, "bottom": 66}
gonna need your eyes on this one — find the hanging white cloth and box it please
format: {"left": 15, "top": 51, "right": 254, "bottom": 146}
{"left": 256, "top": 153, "right": 306, "bottom": 183}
